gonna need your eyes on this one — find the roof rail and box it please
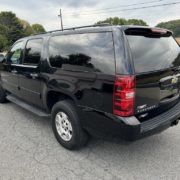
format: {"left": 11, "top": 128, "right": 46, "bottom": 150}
{"left": 32, "top": 23, "right": 112, "bottom": 36}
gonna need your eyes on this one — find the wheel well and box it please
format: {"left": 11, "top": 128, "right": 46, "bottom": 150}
{"left": 47, "top": 91, "right": 74, "bottom": 111}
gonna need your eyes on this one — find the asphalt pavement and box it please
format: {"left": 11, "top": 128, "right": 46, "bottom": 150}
{"left": 0, "top": 102, "right": 180, "bottom": 180}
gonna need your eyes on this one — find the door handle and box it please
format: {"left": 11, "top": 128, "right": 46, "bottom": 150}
{"left": 30, "top": 73, "right": 38, "bottom": 78}
{"left": 11, "top": 70, "right": 17, "bottom": 74}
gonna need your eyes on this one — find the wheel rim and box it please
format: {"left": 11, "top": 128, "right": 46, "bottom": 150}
{"left": 55, "top": 112, "right": 73, "bottom": 141}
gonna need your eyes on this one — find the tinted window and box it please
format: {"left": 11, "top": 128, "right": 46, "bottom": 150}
{"left": 126, "top": 35, "right": 180, "bottom": 73}
{"left": 7, "top": 41, "right": 24, "bottom": 64}
{"left": 24, "top": 39, "right": 43, "bottom": 65}
{"left": 49, "top": 33, "right": 115, "bottom": 74}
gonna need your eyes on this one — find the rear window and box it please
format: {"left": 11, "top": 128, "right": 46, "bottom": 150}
{"left": 126, "top": 33, "right": 180, "bottom": 73}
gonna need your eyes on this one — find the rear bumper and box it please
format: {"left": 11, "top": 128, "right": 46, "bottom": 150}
{"left": 82, "top": 101, "right": 180, "bottom": 141}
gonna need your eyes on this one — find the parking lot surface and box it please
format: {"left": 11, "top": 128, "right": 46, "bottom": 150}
{"left": 0, "top": 102, "right": 180, "bottom": 180}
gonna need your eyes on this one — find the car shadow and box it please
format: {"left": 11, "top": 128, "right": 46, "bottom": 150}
{"left": 10, "top": 102, "right": 177, "bottom": 160}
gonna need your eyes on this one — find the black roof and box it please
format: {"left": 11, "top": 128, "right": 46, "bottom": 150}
{"left": 19, "top": 24, "right": 172, "bottom": 40}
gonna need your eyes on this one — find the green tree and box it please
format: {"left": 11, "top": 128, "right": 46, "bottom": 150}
{"left": 127, "top": 19, "right": 147, "bottom": 26}
{"left": 0, "top": 11, "right": 24, "bottom": 44}
{"left": 156, "top": 19, "right": 180, "bottom": 37}
{"left": 19, "top": 19, "right": 33, "bottom": 36}
{"left": 0, "top": 34, "right": 8, "bottom": 52}
{"left": 0, "top": 11, "right": 46, "bottom": 51}
{"left": 97, "top": 17, "right": 127, "bottom": 25}
{"left": 0, "top": 24, "right": 9, "bottom": 51}
{"left": 118, "top": 18, "right": 128, "bottom": 25}
{"left": 0, "top": 24, "right": 8, "bottom": 36}
{"left": 31, "top": 24, "right": 46, "bottom": 34}
{"left": 96, "top": 17, "right": 147, "bottom": 26}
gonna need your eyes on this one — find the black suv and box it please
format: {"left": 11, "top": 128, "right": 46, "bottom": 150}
{"left": 0, "top": 25, "right": 180, "bottom": 150}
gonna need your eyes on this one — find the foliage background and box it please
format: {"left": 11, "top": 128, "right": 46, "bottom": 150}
{"left": 0, "top": 11, "right": 45, "bottom": 52}
{"left": 0, "top": 12, "right": 180, "bottom": 52}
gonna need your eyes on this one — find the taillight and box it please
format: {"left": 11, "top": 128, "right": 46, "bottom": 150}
{"left": 113, "top": 75, "right": 135, "bottom": 117}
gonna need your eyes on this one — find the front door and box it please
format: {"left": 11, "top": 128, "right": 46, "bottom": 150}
{"left": 18, "top": 38, "right": 43, "bottom": 108}
{"left": 1, "top": 41, "right": 24, "bottom": 96}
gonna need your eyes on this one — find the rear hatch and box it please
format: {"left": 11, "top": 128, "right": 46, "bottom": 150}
{"left": 125, "top": 27, "right": 180, "bottom": 121}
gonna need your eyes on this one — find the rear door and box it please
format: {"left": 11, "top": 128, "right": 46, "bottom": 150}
{"left": 18, "top": 38, "right": 43, "bottom": 107}
{"left": 125, "top": 28, "right": 180, "bottom": 120}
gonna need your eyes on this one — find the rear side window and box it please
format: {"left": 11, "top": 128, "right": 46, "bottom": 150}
{"left": 24, "top": 39, "right": 43, "bottom": 65}
{"left": 126, "top": 34, "right": 180, "bottom": 73}
{"left": 49, "top": 32, "right": 115, "bottom": 74}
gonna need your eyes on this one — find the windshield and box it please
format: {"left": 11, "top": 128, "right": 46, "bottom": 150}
{"left": 126, "top": 34, "right": 180, "bottom": 73}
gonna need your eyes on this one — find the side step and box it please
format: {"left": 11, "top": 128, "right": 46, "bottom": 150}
{"left": 6, "top": 95, "right": 50, "bottom": 118}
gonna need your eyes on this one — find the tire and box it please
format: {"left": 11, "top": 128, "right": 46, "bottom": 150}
{"left": 51, "top": 100, "right": 89, "bottom": 150}
{"left": 0, "top": 85, "right": 6, "bottom": 103}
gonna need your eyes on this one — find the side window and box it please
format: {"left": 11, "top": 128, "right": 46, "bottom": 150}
{"left": 7, "top": 41, "right": 24, "bottom": 64}
{"left": 49, "top": 33, "right": 115, "bottom": 74}
{"left": 24, "top": 39, "right": 43, "bottom": 65}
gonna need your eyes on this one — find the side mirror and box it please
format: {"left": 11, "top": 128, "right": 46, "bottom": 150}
{"left": 0, "top": 54, "right": 6, "bottom": 63}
